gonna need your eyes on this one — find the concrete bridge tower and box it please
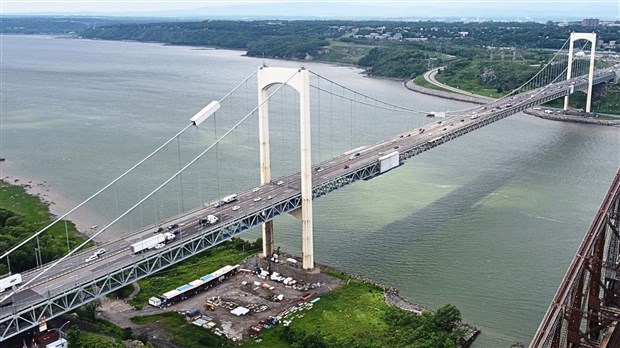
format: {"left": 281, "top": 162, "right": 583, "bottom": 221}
{"left": 257, "top": 66, "right": 315, "bottom": 270}
{"left": 564, "top": 32, "right": 597, "bottom": 113}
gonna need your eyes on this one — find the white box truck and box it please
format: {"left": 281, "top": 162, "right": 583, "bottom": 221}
{"left": 149, "top": 297, "right": 163, "bottom": 307}
{"left": 131, "top": 234, "right": 166, "bottom": 253}
{"left": 222, "top": 194, "right": 238, "bottom": 203}
{"left": 0, "top": 274, "right": 22, "bottom": 292}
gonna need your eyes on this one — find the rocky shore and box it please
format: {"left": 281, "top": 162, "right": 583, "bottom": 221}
{"left": 523, "top": 109, "right": 620, "bottom": 126}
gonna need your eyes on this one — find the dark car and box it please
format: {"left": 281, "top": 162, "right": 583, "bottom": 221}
{"left": 0, "top": 300, "right": 13, "bottom": 308}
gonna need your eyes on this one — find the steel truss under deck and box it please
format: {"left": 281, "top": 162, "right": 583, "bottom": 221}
{"left": 0, "top": 71, "right": 617, "bottom": 341}
{"left": 530, "top": 169, "right": 620, "bottom": 348}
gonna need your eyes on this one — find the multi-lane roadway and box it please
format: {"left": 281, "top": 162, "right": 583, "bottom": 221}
{"left": 0, "top": 67, "right": 618, "bottom": 341}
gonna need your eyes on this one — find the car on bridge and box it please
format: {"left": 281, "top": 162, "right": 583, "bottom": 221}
{"left": 94, "top": 248, "right": 106, "bottom": 256}
{"left": 85, "top": 255, "right": 98, "bottom": 263}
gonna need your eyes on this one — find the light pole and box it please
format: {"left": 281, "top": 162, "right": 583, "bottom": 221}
{"left": 35, "top": 248, "right": 40, "bottom": 268}
{"left": 58, "top": 320, "right": 70, "bottom": 338}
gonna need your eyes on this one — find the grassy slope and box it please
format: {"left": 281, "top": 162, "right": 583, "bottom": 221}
{"left": 431, "top": 61, "right": 619, "bottom": 114}
{"left": 434, "top": 73, "right": 504, "bottom": 99}
{"left": 315, "top": 40, "right": 374, "bottom": 64}
{"left": 0, "top": 180, "right": 84, "bottom": 251}
{"left": 413, "top": 74, "right": 450, "bottom": 92}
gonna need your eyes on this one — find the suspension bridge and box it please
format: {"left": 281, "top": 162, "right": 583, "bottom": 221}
{"left": 0, "top": 34, "right": 618, "bottom": 346}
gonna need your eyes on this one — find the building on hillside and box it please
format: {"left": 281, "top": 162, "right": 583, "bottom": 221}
{"left": 581, "top": 18, "right": 600, "bottom": 27}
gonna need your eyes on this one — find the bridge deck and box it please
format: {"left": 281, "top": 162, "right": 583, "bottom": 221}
{"left": 0, "top": 69, "right": 617, "bottom": 341}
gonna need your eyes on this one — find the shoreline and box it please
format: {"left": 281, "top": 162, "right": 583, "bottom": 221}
{"left": 0, "top": 159, "right": 98, "bottom": 240}
{"left": 307, "top": 255, "right": 481, "bottom": 347}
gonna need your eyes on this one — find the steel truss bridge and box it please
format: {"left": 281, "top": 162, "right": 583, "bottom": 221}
{"left": 0, "top": 66, "right": 618, "bottom": 343}
{"left": 530, "top": 170, "right": 620, "bottom": 347}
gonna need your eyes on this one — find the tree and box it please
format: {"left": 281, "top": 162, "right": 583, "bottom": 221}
{"left": 433, "top": 304, "right": 461, "bottom": 333}
{"left": 66, "top": 326, "right": 84, "bottom": 348}
{"left": 82, "top": 299, "right": 102, "bottom": 322}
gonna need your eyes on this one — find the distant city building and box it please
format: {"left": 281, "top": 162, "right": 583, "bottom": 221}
{"left": 581, "top": 18, "right": 600, "bottom": 27}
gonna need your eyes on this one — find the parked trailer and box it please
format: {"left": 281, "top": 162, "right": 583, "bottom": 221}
{"left": 158, "top": 264, "right": 240, "bottom": 306}
{"left": 0, "top": 274, "right": 22, "bottom": 292}
{"left": 131, "top": 234, "right": 166, "bottom": 253}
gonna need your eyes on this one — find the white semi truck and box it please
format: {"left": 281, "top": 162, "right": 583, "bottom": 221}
{"left": 131, "top": 232, "right": 175, "bottom": 253}
{"left": 199, "top": 214, "right": 219, "bottom": 226}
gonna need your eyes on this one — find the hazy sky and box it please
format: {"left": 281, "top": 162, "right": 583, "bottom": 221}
{"left": 1, "top": 0, "right": 619, "bottom": 20}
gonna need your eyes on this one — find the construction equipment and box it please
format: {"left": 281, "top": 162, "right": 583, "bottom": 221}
{"left": 204, "top": 301, "right": 215, "bottom": 311}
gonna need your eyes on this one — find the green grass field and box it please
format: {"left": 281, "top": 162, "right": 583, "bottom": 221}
{"left": 413, "top": 74, "right": 450, "bottom": 92}
{"left": 129, "top": 241, "right": 260, "bottom": 308}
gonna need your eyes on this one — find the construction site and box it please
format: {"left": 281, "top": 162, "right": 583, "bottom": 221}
{"left": 143, "top": 254, "right": 342, "bottom": 342}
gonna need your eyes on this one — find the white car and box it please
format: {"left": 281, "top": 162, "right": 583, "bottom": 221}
{"left": 154, "top": 243, "right": 165, "bottom": 250}
{"left": 252, "top": 187, "right": 261, "bottom": 192}
{"left": 267, "top": 195, "right": 273, "bottom": 200}
{"left": 85, "top": 255, "right": 98, "bottom": 263}
{"left": 232, "top": 205, "right": 241, "bottom": 211}
{"left": 94, "top": 248, "right": 106, "bottom": 256}
{"left": 253, "top": 197, "right": 262, "bottom": 202}
{"left": 276, "top": 180, "right": 284, "bottom": 186}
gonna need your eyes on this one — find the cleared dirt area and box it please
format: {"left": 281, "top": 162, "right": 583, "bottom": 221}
{"left": 99, "top": 255, "right": 342, "bottom": 343}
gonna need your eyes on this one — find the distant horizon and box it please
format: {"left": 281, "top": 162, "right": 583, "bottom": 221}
{"left": 2, "top": 1, "right": 619, "bottom": 22}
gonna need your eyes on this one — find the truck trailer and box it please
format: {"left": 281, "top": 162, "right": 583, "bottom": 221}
{"left": 0, "top": 274, "right": 22, "bottom": 293}
{"left": 131, "top": 234, "right": 166, "bottom": 253}
{"left": 222, "top": 194, "right": 238, "bottom": 203}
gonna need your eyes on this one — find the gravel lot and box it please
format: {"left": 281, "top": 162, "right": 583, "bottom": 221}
{"left": 99, "top": 255, "right": 342, "bottom": 344}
